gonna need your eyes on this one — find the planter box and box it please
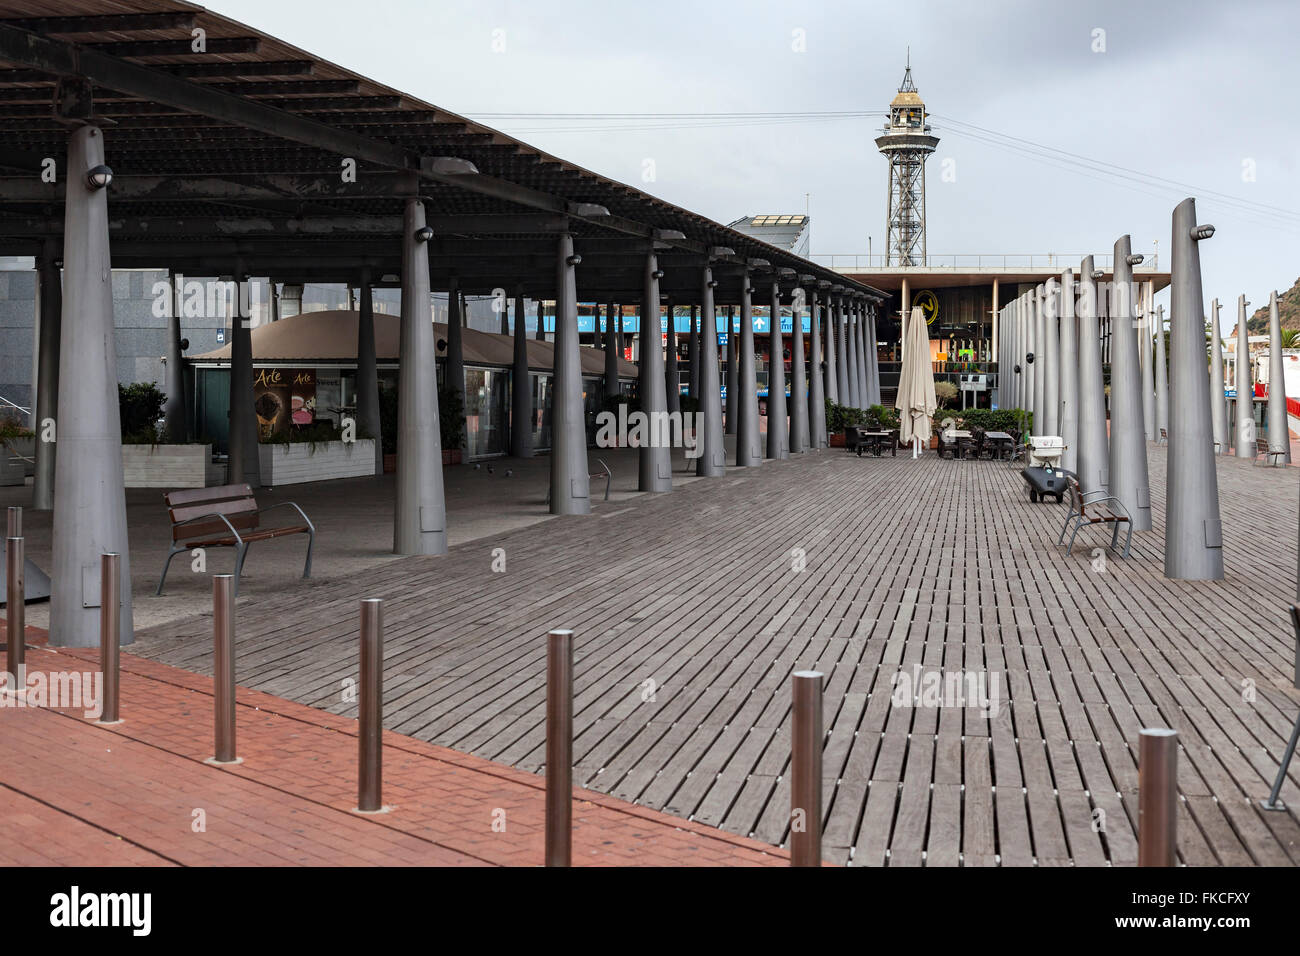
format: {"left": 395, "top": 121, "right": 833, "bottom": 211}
{"left": 122, "top": 443, "right": 210, "bottom": 489}
{"left": 829, "top": 432, "right": 846, "bottom": 448}
{"left": 257, "top": 439, "right": 376, "bottom": 486}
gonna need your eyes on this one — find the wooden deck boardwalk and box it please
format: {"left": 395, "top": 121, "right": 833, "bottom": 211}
{"left": 132, "top": 445, "right": 1300, "bottom": 866}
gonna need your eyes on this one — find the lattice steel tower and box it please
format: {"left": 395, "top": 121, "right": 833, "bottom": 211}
{"left": 875, "top": 56, "right": 939, "bottom": 266}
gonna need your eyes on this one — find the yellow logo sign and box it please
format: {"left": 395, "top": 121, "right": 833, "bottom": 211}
{"left": 915, "top": 290, "right": 939, "bottom": 326}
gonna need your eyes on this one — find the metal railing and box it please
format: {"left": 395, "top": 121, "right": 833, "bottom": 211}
{"left": 810, "top": 252, "right": 1161, "bottom": 272}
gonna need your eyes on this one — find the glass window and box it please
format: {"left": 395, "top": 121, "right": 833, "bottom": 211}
{"left": 464, "top": 366, "right": 508, "bottom": 457}
{"left": 530, "top": 372, "right": 553, "bottom": 450}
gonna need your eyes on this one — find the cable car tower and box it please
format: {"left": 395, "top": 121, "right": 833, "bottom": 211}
{"left": 875, "top": 54, "right": 939, "bottom": 266}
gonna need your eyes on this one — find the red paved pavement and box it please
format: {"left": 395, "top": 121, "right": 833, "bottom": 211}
{"left": 0, "top": 641, "right": 791, "bottom": 867}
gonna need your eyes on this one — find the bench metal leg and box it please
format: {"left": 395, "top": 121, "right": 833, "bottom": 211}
{"left": 302, "top": 528, "right": 315, "bottom": 578}
{"left": 233, "top": 542, "right": 250, "bottom": 596}
{"left": 1066, "top": 521, "right": 1084, "bottom": 555}
{"left": 155, "top": 545, "right": 184, "bottom": 596}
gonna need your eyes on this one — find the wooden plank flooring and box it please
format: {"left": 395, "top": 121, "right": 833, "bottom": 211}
{"left": 131, "top": 445, "right": 1300, "bottom": 866}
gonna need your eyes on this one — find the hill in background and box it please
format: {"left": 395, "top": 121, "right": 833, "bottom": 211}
{"left": 1246, "top": 276, "right": 1300, "bottom": 334}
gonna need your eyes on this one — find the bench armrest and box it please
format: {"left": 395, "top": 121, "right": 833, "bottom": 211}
{"left": 172, "top": 511, "right": 245, "bottom": 545}
{"left": 257, "top": 501, "right": 315, "bottom": 533}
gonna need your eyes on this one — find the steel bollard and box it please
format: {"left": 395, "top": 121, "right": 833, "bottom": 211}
{"left": 208, "top": 574, "right": 240, "bottom": 765}
{"left": 545, "top": 629, "right": 574, "bottom": 867}
{"left": 790, "top": 670, "right": 824, "bottom": 867}
{"left": 98, "top": 553, "right": 122, "bottom": 724}
{"left": 1138, "top": 728, "right": 1178, "bottom": 866}
{"left": 6, "top": 535, "right": 22, "bottom": 681}
{"left": 5, "top": 506, "right": 18, "bottom": 537}
{"left": 357, "top": 598, "right": 384, "bottom": 812}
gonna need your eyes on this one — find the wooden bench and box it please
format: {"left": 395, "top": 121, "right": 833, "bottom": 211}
{"left": 544, "top": 458, "right": 612, "bottom": 506}
{"left": 1057, "top": 473, "right": 1132, "bottom": 557}
{"left": 156, "top": 483, "right": 315, "bottom": 596}
{"left": 1255, "top": 437, "right": 1287, "bottom": 467}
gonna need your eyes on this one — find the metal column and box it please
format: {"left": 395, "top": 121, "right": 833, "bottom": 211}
{"left": 32, "top": 239, "right": 60, "bottom": 510}
{"left": 789, "top": 283, "right": 809, "bottom": 454}
{"left": 1031, "top": 288, "right": 1044, "bottom": 436}
{"left": 1208, "top": 298, "right": 1228, "bottom": 454}
{"left": 697, "top": 267, "right": 726, "bottom": 477}
{"left": 393, "top": 199, "right": 448, "bottom": 555}
{"left": 511, "top": 289, "right": 533, "bottom": 459}
{"left": 226, "top": 261, "right": 259, "bottom": 488}
{"left": 1154, "top": 304, "right": 1169, "bottom": 440}
{"left": 1140, "top": 281, "right": 1156, "bottom": 442}
{"left": 1235, "top": 295, "right": 1254, "bottom": 457}
{"left": 855, "top": 299, "right": 870, "bottom": 409}
{"left": 446, "top": 277, "right": 465, "bottom": 447}
{"left": 550, "top": 234, "right": 591, "bottom": 513}
{"left": 1109, "top": 236, "right": 1153, "bottom": 531}
{"left": 725, "top": 306, "right": 738, "bottom": 434}
{"left": 1058, "top": 270, "right": 1079, "bottom": 473}
{"left": 735, "top": 276, "right": 762, "bottom": 467}
{"left": 808, "top": 289, "right": 827, "bottom": 448}
{"left": 1077, "top": 259, "right": 1110, "bottom": 495}
{"left": 162, "top": 269, "right": 185, "bottom": 441}
{"left": 844, "top": 299, "right": 860, "bottom": 409}
{"left": 687, "top": 303, "right": 700, "bottom": 400}
{"left": 49, "top": 125, "right": 133, "bottom": 648}
{"left": 1043, "top": 280, "right": 1060, "bottom": 436}
{"left": 603, "top": 302, "right": 620, "bottom": 402}
{"left": 1267, "top": 289, "right": 1291, "bottom": 463}
{"left": 356, "top": 270, "right": 383, "bottom": 475}
{"left": 766, "top": 282, "right": 788, "bottom": 460}
{"left": 665, "top": 298, "right": 681, "bottom": 417}
{"left": 823, "top": 293, "right": 840, "bottom": 405}
{"left": 833, "top": 294, "right": 849, "bottom": 407}
{"left": 639, "top": 253, "right": 672, "bottom": 490}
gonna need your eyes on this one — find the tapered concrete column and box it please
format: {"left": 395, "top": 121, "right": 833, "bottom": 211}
{"left": 1043, "top": 280, "right": 1061, "bottom": 435}
{"left": 1154, "top": 305, "right": 1169, "bottom": 439}
{"left": 356, "top": 270, "right": 383, "bottom": 475}
{"left": 639, "top": 253, "right": 672, "bottom": 490}
{"left": 688, "top": 304, "right": 700, "bottom": 400}
{"left": 1021, "top": 295, "right": 1031, "bottom": 413}
{"left": 844, "top": 301, "right": 861, "bottom": 409}
{"left": 1140, "top": 281, "right": 1156, "bottom": 441}
{"left": 789, "top": 288, "right": 808, "bottom": 454}
{"left": 1267, "top": 290, "right": 1291, "bottom": 463}
{"left": 1031, "top": 288, "right": 1044, "bottom": 435}
{"left": 446, "top": 277, "right": 465, "bottom": 445}
{"left": 603, "top": 302, "right": 619, "bottom": 401}
{"left": 1109, "top": 235, "right": 1152, "bottom": 531}
{"left": 833, "top": 296, "right": 849, "bottom": 406}
{"left": 512, "top": 289, "right": 533, "bottom": 459}
{"left": 725, "top": 306, "right": 738, "bottom": 434}
{"left": 855, "top": 300, "right": 870, "bottom": 409}
{"left": 1077, "top": 259, "right": 1110, "bottom": 495}
{"left": 1235, "top": 295, "right": 1254, "bottom": 457}
{"left": 766, "top": 283, "right": 788, "bottom": 460}
{"left": 536, "top": 298, "right": 547, "bottom": 341}
{"left": 226, "top": 261, "right": 259, "bottom": 489}
{"left": 736, "top": 278, "right": 762, "bottom": 467}
{"left": 1059, "top": 271, "right": 1079, "bottom": 473}
{"left": 162, "top": 269, "right": 185, "bottom": 441}
{"left": 1208, "top": 298, "right": 1228, "bottom": 454}
{"left": 499, "top": 292, "right": 510, "bottom": 335}
{"left": 1165, "top": 199, "right": 1222, "bottom": 580}
{"left": 394, "top": 200, "right": 447, "bottom": 554}
{"left": 32, "top": 239, "right": 61, "bottom": 510}
{"left": 824, "top": 295, "right": 840, "bottom": 405}
{"left": 550, "top": 234, "right": 591, "bottom": 513}
{"left": 808, "top": 290, "right": 827, "bottom": 448}
{"left": 697, "top": 268, "right": 725, "bottom": 477}
{"left": 50, "top": 124, "right": 133, "bottom": 647}
{"left": 868, "top": 304, "right": 882, "bottom": 406}
{"left": 665, "top": 299, "right": 681, "bottom": 417}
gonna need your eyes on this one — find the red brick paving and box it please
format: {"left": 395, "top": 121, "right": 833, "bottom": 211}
{"left": 0, "top": 644, "right": 791, "bottom": 867}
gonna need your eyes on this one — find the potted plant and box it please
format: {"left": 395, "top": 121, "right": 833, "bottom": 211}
{"left": 118, "top": 382, "right": 211, "bottom": 488}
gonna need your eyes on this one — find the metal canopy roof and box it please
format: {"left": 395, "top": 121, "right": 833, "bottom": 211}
{"left": 0, "top": 0, "right": 884, "bottom": 304}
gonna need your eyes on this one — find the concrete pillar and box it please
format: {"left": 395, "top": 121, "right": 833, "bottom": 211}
{"left": 664, "top": 298, "right": 681, "bottom": 417}
{"left": 499, "top": 292, "right": 509, "bottom": 336}
{"left": 991, "top": 277, "right": 1000, "bottom": 363}
{"left": 162, "top": 268, "right": 185, "bottom": 441}
{"left": 1235, "top": 295, "right": 1254, "bottom": 457}
{"left": 639, "top": 253, "right": 672, "bottom": 491}
{"left": 536, "top": 298, "right": 547, "bottom": 341}
{"left": 868, "top": 303, "right": 882, "bottom": 406}
{"left": 766, "top": 282, "right": 788, "bottom": 460}
{"left": 688, "top": 304, "right": 700, "bottom": 400}
{"left": 226, "top": 260, "right": 259, "bottom": 488}
{"left": 50, "top": 124, "right": 133, "bottom": 647}
{"left": 1165, "top": 199, "right": 1222, "bottom": 580}
{"left": 824, "top": 294, "right": 840, "bottom": 405}
{"left": 1043, "top": 280, "right": 1061, "bottom": 436}
{"left": 446, "top": 277, "right": 465, "bottom": 446}
{"left": 808, "top": 290, "right": 827, "bottom": 448}
{"left": 356, "top": 270, "right": 383, "bottom": 475}
{"left": 789, "top": 287, "right": 808, "bottom": 454}
{"left": 550, "top": 234, "right": 591, "bottom": 513}
{"left": 393, "top": 200, "right": 447, "bottom": 554}
{"left": 1031, "top": 288, "right": 1044, "bottom": 436}
{"left": 603, "top": 302, "right": 620, "bottom": 402}
{"left": 32, "top": 239, "right": 61, "bottom": 510}
{"left": 725, "top": 305, "right": 738, "bottom": 434}
{"left": 1267, "top": 289, "right": 1291, "bottom": 463}
{"left": 1109, "top": 235, "right": 1152, "bottom": 531}
{"left": 735, "top": 277, "right": 762, "bottom": 467}
{"left": 697, "top": 268, "right": 725, "bottom": 477}
{"left": 901, "top": 277, "right": 911, "bottom": 357}
{"left": 1058, "top": 271, "right": 1079, "bottom": 473}
{"left": 844, "top": 301, "right": 861, "bottom": 409}
{"left": 1154, "top": 304, "right": 1169, "bottom": 440}
{"left": 512, "top": 288, "right": 533, "bottom": 459}
{"left": 854, "top": 300, "right": 870, "bottom": 409}
{"left": 1208, "top": 298, "right": 1228, "bottom": 454}
{"left": 1077, "top": 259, "right": 1110, "bottom": 496}
{"left": 1140, "top": 281, "right": 1156, "bottom": 441}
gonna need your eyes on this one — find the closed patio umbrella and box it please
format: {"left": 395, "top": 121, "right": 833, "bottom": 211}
{"left": 895, "top": 306, "right": 937, "bottom": 458}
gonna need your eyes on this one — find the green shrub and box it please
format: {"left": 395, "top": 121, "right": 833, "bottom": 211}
{"left": 118, "top": 382, "right": 166, "bottom": 443}
{"left": 376, "top": 381, "right": 464, "bottom": 453}
{"left": 934, "top": 381, "right": 958, "bottom": 408}
{"left": 0, "top": 411, "right": 33, "bottom": 443}
{"left": 951, "top": 408, "right": 1031, "bottom": 435}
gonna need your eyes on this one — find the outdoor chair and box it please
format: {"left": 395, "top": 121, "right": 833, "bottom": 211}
{"left": 1058, "top": 473, "right": 1133, "bottom": 558}
{"left": 1255, "top": 437, "right": 1287, "bottom": 467}
{"left": 158, "top": 483, "right": 314, "bottom": 596}
{"left": 844, "top": 426, "right": 863, "bottom": 454}
{"left": 937, "top": 431, "right": 961, "bottom": 460}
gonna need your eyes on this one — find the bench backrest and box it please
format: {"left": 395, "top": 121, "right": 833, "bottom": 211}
{"left": 1065, "top": 474, "right": 1085, "bottom": 515}
{"left": 1256, "top": 437, "right": 1269, "bottom": 453}
{"left": 164, "top": 483, "right": 259, "bottom": 543}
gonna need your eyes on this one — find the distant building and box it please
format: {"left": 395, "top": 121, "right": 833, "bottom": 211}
{"left": 726, "top": 215, "right": 810, "bottom": 258}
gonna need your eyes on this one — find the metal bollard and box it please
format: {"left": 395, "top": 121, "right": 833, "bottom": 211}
{"left": 97, "top": 553, "right": 122, "bottom": 724}
{"left": 5, "top": 505, "right": 18, "bottom": 537}
{"left": 1138, "top": 728, "right": 1178, "bottom": 866}
{"left": 790, "top": 670, "right": 824, "bottom": 867}
{"left": 545, "top": 629, "right": 574, "bottom": 867}
{"left": 208, "top": 574, "right": 240, "bottom": 765}
{"left": 6, "top": 535, "right": 22, "bottom": 680}
{"left": 356, "top": 598, "right": 384, "bottom": 812}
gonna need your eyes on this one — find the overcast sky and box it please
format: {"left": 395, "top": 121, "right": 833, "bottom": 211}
{"left": 209, "top": 0, "right": 1299, "bottom": 334}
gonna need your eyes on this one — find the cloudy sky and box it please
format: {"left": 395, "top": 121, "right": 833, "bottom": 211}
{"left": 210, "top": 0, "right": 1299, "bottom": 333}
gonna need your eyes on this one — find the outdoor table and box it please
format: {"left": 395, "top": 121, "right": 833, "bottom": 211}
{"left": 985, "top": 431, "right": 1014, "bottom": 460}
{"left": 856, "top": 430, "right": 894, "bottom": 457}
